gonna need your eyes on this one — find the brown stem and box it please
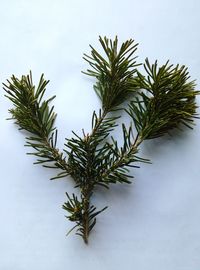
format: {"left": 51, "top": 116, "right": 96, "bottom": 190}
{"left": 90, "top": 109, "right": 108, "bottom": 138}
{"left": 101, "top": 133, "right": 144, "bottom": 180}
{"left": 43, "top": 136, "right": 70, "bottom": 173}
{"left": 81, "top": 109, "right": 109, "bottom": 243}
{"left": 32, "top": 110, "right": 71, "bottom": 175}
{"left": 82, "top": 193, "right": 90, "bottom": 244}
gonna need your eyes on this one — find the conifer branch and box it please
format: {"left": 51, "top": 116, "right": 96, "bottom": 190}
{"left": 126, "top": 58, "right": 200, "bottom": 140}
{"left": 61, "top": 36, "right": 142, "bottom": 242}
{"left": 3, "top": 72, "right": 71, "bottom": 180}
{"left": 4, "top": 37, "right": 199, "bottom": 244}
{"left": 83, "top": 36, "right": 140, "bottom": 112}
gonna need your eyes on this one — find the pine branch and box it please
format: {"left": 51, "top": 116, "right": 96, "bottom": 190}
{"left": 3, "top": 72, "right": 70, "bottom": 180}
{"left": 4, "top": 37, "right": 199, "bottom": 245}
{"left": 126, "top": 59, "right": 200, "bottom": 140}
{"left": 62, "top": 107, "right": 122, "bottom": 240}
{"left": 83, "top": 36, "right": 140, "bottom": 112}
{"left": 96, "top": 125, "right": 148, "bottom": 187}
{"left": 61, "top": 36, "right": 142, "bottom": 241}
{"left": 63, "top": 192, "right": 107, "bottom": 243}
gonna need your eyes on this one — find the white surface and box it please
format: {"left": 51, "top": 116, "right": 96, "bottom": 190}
{"left": 0, "top": 0, "right": 200, "bottom": 269}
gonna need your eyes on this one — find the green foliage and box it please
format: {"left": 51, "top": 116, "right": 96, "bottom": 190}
{"left": 83, "top": 36, "right": 140, "bottom": 111}
{"left": 63, "top": 192, "right": 107, "bottom": 243}
{"left": 4, "top": 72, "right": 53, "bottom": 136}
{"left": 64, "top": 110, "right": 119, "bottom": 187}
{"left": 4, "top": 37, "right": 199, "bottom": 244}
{"left": 95, "top": 124, "right": 148, "bottom": 188}
{"left": 126, "top": 59, "right": 200, "bottom": 139}
{"left": 3, "top": 72, "right": 69, "bottom": 178}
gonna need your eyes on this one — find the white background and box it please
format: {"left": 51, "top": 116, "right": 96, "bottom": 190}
{"left": 0, "top": 0, "right": 200, "bottom": 269}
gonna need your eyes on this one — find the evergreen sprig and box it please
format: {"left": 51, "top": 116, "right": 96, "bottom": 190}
{"left": 83, "top": 36, "right": 140, "bottom": 111}
{"left": 63, "top": 192, "right": 107, "bottom": 243}
{"left": 4, "top": 36, "right": 199, "bottom": 244}
{"left": 3, "top": 72, "right": 70, "bottom": 179}
{"left": 98, "top": 125, "right": 148, "bottom": 187}
{"left": 126, "top": 59, "right": 200, "bottom": 140}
